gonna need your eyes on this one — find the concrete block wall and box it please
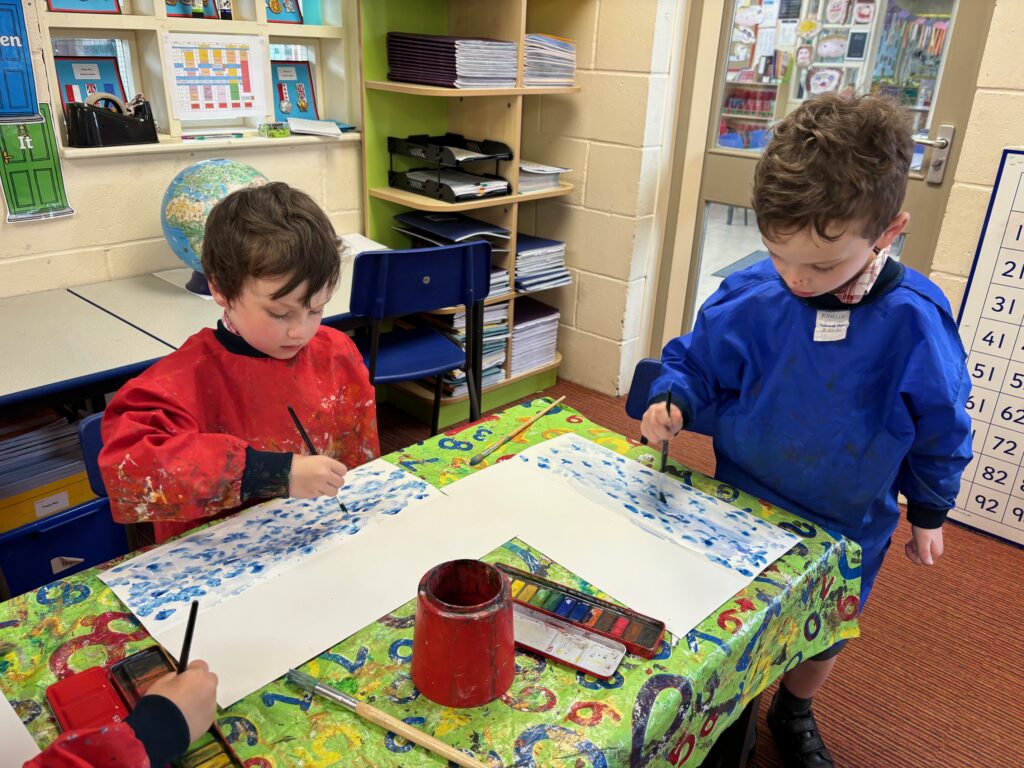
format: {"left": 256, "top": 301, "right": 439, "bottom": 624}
{"left": 0, "top": 2, "right": 362, "bottom": 298}
{"left": 518, "top": 0, "right": 677, "bottom": 396}
{"left": 930, "top": 2, "right": 1024, "bottom": 310}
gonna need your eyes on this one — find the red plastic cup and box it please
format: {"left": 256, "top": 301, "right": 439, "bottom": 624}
{"left": 410, "top": 559, "right": 515, "bottom": 708}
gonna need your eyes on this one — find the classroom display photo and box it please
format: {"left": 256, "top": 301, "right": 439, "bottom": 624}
{"left": 0, "top": 1, "right": 1018, "bottom": 767}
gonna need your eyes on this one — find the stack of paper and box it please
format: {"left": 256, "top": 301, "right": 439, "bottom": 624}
{"left": 406, "top": 168, "right": 509, "bottom": 198}
{"left": 490, "top": 267, "right": 511, "bottom": 296}
{"left": 523, "top": 34, "right": 577, "bottom": 87}
{"left": 515, "top": 233, "right": 572, "bottom": 293}
{"left": 419, "top": 301, "right": 510, "bottom": 397}
{"left": 0, "top": 414, "right": 85, "bottom": 504}
{"left": 387, "top": 33, "right": 518, "bottom": 89}
{"left": 510, "top": 297, "right": 560, "bottom": 376}
{"left": 518, "top": 160, "right": 570, "bottom": 193}
{"left": 286, "top": 118, "right": 342, "bottom": 137}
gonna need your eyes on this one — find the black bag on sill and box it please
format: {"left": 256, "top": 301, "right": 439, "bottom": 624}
{"left": 66, "top": 93, "right": 158, "bottom": 148}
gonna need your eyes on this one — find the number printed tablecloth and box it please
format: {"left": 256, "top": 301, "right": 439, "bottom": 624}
{"left": 0, "top": 399, "right": 860, "bottom": 766}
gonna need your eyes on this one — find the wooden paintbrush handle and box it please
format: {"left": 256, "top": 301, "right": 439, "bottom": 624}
{"left": 469, "top": 395, "right": 567, "bottom": 466}
{"left": 354, "top": 702, "right": 487, "bottom": 768}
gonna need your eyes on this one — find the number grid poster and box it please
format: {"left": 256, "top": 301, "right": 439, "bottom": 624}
{"left": 954, "top": 148, "right": 1024, "bottom": 545}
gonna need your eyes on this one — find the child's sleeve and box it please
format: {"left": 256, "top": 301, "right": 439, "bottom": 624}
{"left": 897, "top": 320, "right": 973, "bottom": 528}
{"left": 99, "top": 379, "right": 257, "bottom": 524}
{"left": 23, "top": 723, "right": 148, "bottom": 768}
{"left": 648, "top": 310, "right": 722, "bottom": 430}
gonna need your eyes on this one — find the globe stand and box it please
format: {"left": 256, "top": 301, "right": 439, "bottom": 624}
{"left": 185, "top": 270, "right": 211, "bottom": 296}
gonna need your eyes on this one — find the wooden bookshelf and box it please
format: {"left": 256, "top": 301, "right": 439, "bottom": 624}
{"left": 358, "top": 0, "right": 581, "bottom": 429}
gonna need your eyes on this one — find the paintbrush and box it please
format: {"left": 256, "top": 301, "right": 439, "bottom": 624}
{"left": 469, "top": 395, "right": 566, "bottom": 467}
{"left": 287, "top": 669, "right": 488, "bottom": 768}
{"left": 658, "top": 392, "right": 673, "bottom": 504}
{"left": 177, "top": 600, "right": 198, "bottom": 673}
{"left": 287, "top": 405, "right": 347, "bottom": 513}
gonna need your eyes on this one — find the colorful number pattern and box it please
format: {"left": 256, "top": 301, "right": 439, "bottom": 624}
{"left": 0, "top": 400, "right": 860, "bottom": 766}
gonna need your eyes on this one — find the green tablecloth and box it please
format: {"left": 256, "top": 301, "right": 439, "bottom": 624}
{"left": 0, "top": 398, "right": 860, "bottom": 766}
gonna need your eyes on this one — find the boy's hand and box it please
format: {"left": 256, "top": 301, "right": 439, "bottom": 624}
{"left": 146, "top": 660, "right": 218, "bottom": 743}
{"left": 640, "top": 402, "right": 683, "bottom": 448}
{"left": 905, "top": 525, "right": 944, "bottom": 566}
{"left": 289, "top": 454, "right": 348, "bottom": 498}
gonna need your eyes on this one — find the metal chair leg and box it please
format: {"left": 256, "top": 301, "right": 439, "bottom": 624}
{"left": 430, "top": 374, "right": 443, "bottom": 436}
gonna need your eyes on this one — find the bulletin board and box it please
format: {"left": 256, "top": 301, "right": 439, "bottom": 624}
{"left": 953, "top": 148, "right": 1024, "bottom": 546}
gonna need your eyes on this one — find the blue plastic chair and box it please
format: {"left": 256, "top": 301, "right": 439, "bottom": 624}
{"left": 625, "top": 358, "right": 664, "bottom": 421}
{"left": 350, "top": 242, "right": 492, "bottom": 435}
{"left": 79, "top": 412, "right": 106, "bottom": 497}
{"left": 718, "top": 132, "right": 745, "bottom": 149}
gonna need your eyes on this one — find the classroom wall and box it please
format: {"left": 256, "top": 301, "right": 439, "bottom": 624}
{"left": 0, "top": 2, "right": 362, "bottom": 299}
{"left": 518, "top": 0, "right": 677, "bottom": 396}
{"left": 929, "top": 1, "right": 1022, "bottom": 310}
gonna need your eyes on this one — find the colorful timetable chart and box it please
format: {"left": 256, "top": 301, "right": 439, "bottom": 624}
{"left": 162, "top": 33, "right": 267, "bottom": 120}
{"left": 954, "top": 148, "right": 1024, "bottom": 546}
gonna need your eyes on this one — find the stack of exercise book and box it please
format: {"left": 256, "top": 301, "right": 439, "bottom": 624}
{"left": 510, "top": 297, "right": 560, "bottom": 377}
{"left": 518, "top": 160, "right": 570, "bottom": 193}
{"left": 523, "top": 34, "right": 577, "bottom": 87}
{"left": 387, "top": 32, "right": 518, "bottom": 89}
{"left": 393, "top": 210, "right": 510, "bottom": 258}
{"left": 515, "top": 234, "right": 572, "bottom": 293}
{"left": 422, "top": 302, "right": 510, "bottom": 397}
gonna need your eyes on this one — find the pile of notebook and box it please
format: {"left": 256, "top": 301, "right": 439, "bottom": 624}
{"left": 387, "top": 32, "right": 518, "bottom": 89}
{"left": 425, "top": 303, "right": 510, "bottom": 397}
{"left": 518, "top": 160, "right": 570, "bottom": 193}
{"left": 510, "top": 297, "right": 560, "bottom": 376}
{"left": 515, "top": 234, "right": 572, "bottom": 293}
{"left": 405, "top": 168, "right": 510, "bottom": 198}
{"left": 0, "top": 413, "right": 87, "bottom": 518}
{"left": 523, "top": 34, "right": 577, "bottom": 87}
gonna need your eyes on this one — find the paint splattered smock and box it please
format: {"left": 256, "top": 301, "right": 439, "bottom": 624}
{"left": 651, "top": 258, "right": 972, "bottom": 604}
{"left": 100, "top": 323, "right": 379, "bottom": 544}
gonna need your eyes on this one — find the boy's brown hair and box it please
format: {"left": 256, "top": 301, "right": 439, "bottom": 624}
{"left": 202, "top": 181, "right": 340, "bottom": 305}
{"left": 752, "top": 93, "right": 913, "bottom": 243}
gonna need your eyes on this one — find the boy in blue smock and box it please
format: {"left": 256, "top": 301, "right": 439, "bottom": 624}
{"left": 642, "top": 93, "right": 972, "bottom": 767}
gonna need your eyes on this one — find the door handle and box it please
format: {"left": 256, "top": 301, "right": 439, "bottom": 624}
{"left": 916, "top": 124, "right": 955, "bottom": 184}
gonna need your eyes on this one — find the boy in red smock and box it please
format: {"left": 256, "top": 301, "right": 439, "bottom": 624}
{"left": 99, "top": 183, "right": 379, "bottom": 544}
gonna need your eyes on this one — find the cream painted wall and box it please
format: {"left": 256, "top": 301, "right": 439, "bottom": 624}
{"left": 929, "top": 1, "right": 1021, "bottom": 310}
{"left": 0, "top": 2, "right": 363, "bottom": 298}
{"left": 518, "top": 0, "right": 678, "bottom": 396}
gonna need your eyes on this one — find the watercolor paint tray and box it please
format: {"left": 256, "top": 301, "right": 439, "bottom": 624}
{"left": 499, "top": 564, "right": 666, "bottom": 659}
{"left": 513, "top": 602, "right": 626, "bottom": 678}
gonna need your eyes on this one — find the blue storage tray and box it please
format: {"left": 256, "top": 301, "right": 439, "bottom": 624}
{"left": 0, "top": 498, "right": 128, "bottom": 598}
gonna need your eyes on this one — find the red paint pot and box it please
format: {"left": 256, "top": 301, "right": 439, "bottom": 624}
{"left": 411, "top": 559, "right": 515, "bottom": 708}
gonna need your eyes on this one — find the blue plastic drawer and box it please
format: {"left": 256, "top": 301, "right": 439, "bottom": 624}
{"left": 0, "top": 498, "right": 128, "bottom": 597}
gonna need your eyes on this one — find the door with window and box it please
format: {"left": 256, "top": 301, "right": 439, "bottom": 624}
{"left": 660, "top": 0, "right": 995, "bottom": 336}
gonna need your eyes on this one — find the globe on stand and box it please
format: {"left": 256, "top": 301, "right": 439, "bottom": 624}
{"left": 161, "top": 158, "right": 269, "bottom": 295}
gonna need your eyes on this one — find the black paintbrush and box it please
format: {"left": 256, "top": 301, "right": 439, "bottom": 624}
{"left": 177, "top": 600, "right": 199, "bottom": 673}
{"left": 658, "top": 392, "right": 673, "bottom": 504}
{"left": 287, "top": 405, "right": 347, "bottom": 513}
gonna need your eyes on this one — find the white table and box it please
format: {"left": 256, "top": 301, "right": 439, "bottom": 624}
{"left": 67, "top": 233, "right": 386, "bottom": 349}
{"left": 0, "top": 289, "right": 173, "bottom": 406}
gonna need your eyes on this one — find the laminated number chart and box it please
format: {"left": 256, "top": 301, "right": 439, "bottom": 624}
{"left": 954, "top": 148, "right": 1024, "bottom": 545}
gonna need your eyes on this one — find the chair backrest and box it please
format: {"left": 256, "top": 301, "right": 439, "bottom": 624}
{"left": 349, "top": 242, "right": 492, "bottom": 320}
{"left": 624, "top": 358, "right": 664, "bottom": 420}
{"left": 78, "top": 412, "right": 107, "bottom": 498}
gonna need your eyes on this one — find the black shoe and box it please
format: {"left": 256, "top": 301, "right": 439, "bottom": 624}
{"left": 766, "top": 690, "right": 835, "bottom": 768}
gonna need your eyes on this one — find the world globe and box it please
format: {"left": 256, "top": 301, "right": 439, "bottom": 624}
{"left": 161, "top": 158, "right": 268, "bottom": 289}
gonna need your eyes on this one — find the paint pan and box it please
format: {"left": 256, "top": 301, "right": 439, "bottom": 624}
{"left": 498, "top": 564, "right": 666, "bottom": 659}
{"left": 45, "top": 666, "right": 131, "bottom": 731}
{"left": 109, "top": 645, "right": 176, "bottom": 708}
{"left": 512, "top": 602, "right": 626, "bottom": 678}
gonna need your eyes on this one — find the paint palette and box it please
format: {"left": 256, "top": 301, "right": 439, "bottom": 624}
{"left": 498, "top": 564, "right": 666, "bottom": 659}
{"left": 513, "top": 603, "right": 626, "bottom": 678}
{"left": 109, "top": 645, "right": 177, "bottom": 707}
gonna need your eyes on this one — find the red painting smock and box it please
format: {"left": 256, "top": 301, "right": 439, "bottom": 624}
{"left": 99, "top": 323, "right": 379, "bottom": 544}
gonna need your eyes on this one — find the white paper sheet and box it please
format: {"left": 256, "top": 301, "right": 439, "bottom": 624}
{"left": 443, "top": 461, "right": 750, "bottom": 637}
{"left": 513, "top": 434, "right": 800, "bottom": 577}
{"left": 0, "top": 695, "right": 39, "bottom": 765}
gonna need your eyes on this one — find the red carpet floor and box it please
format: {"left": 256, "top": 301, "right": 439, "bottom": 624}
{"left": 378, "top": 380, "right": 1023, "bottom": 767}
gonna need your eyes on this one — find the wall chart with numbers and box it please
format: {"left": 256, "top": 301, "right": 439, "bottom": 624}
{"left": 954, "top": 148, "right": 1024, "bottom": 546}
